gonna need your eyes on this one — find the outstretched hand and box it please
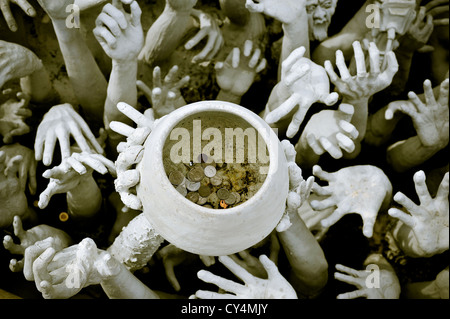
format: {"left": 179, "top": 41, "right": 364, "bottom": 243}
{"left": 311, "top": 165, "right": 392, "bottom": 238}
{"left": 94, "top": 0, "right": 144, "bottom": 62}
{"left": 265, "top": 46, "right": 338, "bottom": 138}
{"left": 137, "top": 65, "right": 189, "bottom": 118}
{"left": 216, "top": 40, "right": 267, "bottom": 100}
{"left": 185, "top": 9, "right": 224, "bottom": 63}
{"left": 389, "top": 170, "right": 449, "bottom": 257}
{"left": 3, "top": 215, "right": 72, "bottom": 272}
{"left": 195, "top": 255, "right": 297, "bottom": 299}
{"left": 23, "top": 237, "right": 119, "bottom": 299}
{"left": 325, "top": 41, "right": 399, "bottom": 103}
{"left": 334, "top": 254, "right": 400, "bottom": 299}
{"left": 296, "top": 103, "right": 359, "bottom": 164}
{"left": 38, "top": 152, "right": 116, "bottom": 209}
{"left": 34, "top": 104, "right": 104, "bottom": 166}
{"left": 387, "top": 79, "right": 449, "bottom": 150}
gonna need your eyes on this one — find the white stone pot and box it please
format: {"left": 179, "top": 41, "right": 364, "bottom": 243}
{"left": 137, "top": 100, "right": 289, "bottom": 256}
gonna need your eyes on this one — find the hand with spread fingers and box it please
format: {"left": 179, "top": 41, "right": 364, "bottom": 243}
{"left": 38, "top": 152, "right": 116, "bottom": 215}
{"left": 93, "top": 0, "right": 144, "bottom": 62}
{"left": 325, "top": 41, "right": 399, "bottom": 104}
{"left": 400, "top": 6, "right": 435, "bottom": 52}
{"left": 34, "top": 104, "right": 104, "bottom": 166}
{"left": 185, "top": 9, "right": 224, "bottom": 63}
{"left": 137, "top": 65, "right": 189, "bottom": 118}
{"left": 295, "top": 103, "right": 359, "bottom": 167}
{"left": 385, "top": 78, "right": 449, "bottom": 172}
{"left": 389, "top": 170, "right": 449, "bottom": 258}
{"left": 311, "top": 165, "right": 392, "bottom": 238}
{"left": 388, "top": 79, "right": 449, "bottom": 149}
{"left": 195, "top": 255, "right": 297, "bottom": 299}
{"left": 265, "top": 46, "right": 338, "bottom": 138}
{"left": 0, "top": 91, "right": 32, "bottom": 144}
{"left": 215, "top": 40, "right": 267, "bottom": 103}
{"left": 334, "top": 254, "right": 400, "bottom": 299}
{"left": 0, "top": 0, "right": 36, "bottom": 32}
{"left": 3, "top": 215, "right": 72, "bottom": 272}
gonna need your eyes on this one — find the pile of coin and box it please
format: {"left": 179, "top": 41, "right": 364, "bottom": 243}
{"left": 167, "top": 154, "right": 261, "bottom": 209}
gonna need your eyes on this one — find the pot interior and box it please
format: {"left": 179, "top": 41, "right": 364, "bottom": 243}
{"left": 161, "top": 110, "right": 270, "bottom": 209}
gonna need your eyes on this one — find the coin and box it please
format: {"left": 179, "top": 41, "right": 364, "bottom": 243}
{"left": 224, "top": 194, "right": 236, "bottom": 205}
{"left": 208, "top": 192, "right": 220, "bottom": 207}
{"left": 204, "top": 165, "right": 217, "bottom": 178}
{"left": 217, "top": 188, "right": 230, "bottom": 200}
{"left": 187, "top": 167, "right": 204, "bottom": 182}
{"left": 186, "top": 192, "right": 199, "bottom": 203}
{"left": 197, "top": 196, "right": 208, "bottom": 205}
{"left": 202, "top": 159, "right": 216, "bottom": 168}
{"left": 198, "top": 185, "right": 211, "bottom": 198}
{"left": 169, "top": 171, "right": 185, "bottom": 186}
{"left": 203, "top": 204, "right": 213, "bottom": 209}
{"left": 232, "top": 192, "right": 241, "bottom": 204}
{"left": 186, "top": 180, "right": 201, "bottom": 192}
{"left": 210, "top": 175, "right": 223, "bottom": 186}
{"left": 176, "top": 185, "right": 187, "bottom": 196}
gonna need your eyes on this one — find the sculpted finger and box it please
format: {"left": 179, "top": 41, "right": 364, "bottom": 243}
{"left": 306, "top": 134, "right": 326, "bottom": 156}
{"left": 218, "top": 255, "right": 255, "bottom": 284}
{"left": 1, "top": 0, "right": 17, "bottom": 31}
{"left": 413, "top": 170, "right": 433, "bottom": 206}
{"left": 117, "top": 102, "right": 154, "bottom": 128}
{"left": 336, "top": 133, "right": 356, "bottom": 153}
{"left": 197, "top": 269, "right": 246, "bottom": 295}
{"left": 335, "top": 50, "right": 351, "bottom": 80}
{"left": 185, "top": 28, "right": 208, "bottom": 50}
{"left": 335, "top": 264, "right": 366, "bottom": 277}
{"left": 319, "top": 137, "right": 343, "bottom": 159}
{"left": 368, "top": 42, "right": 381, "bottom": 74}
{"left": 388, "top": 208, "right": 414, "bottom": 228}
{"left": 393, "top": 192, "right": 419, "bottom": 214}
{"left": 312, "top": 165, "right": 335, "bottom": 182}
{"left": 352, "top": 41, "right": 367, "bottom": 77}
{"left": 23, "top": 238, "right": 55, "bottom": 281}
{"left": 42, "top": 131, "right": 57, "bottom": 166}
{"left": 438, "top": 78, "right": 449, "bottom": 106}
{"left": 264, "top": 94, "right": 299, "bottom": 124}
{"left": 15, "top": 0, "right": 36, "bottom": 17}
{"left": 337, "top": 289, "right": 368, "bottom": 299}
{"left": 33, "top": 247, "right": 56, "bottom": 292}
{"left": 436, "top": 172, "right": 449, "bottom": 201}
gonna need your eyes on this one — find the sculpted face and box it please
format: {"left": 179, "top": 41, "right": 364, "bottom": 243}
{"left": 306, "top": 0, "right": 338, "bottom": 41}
